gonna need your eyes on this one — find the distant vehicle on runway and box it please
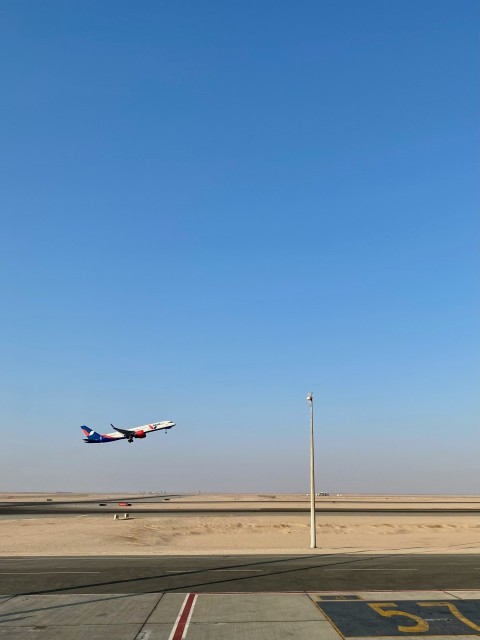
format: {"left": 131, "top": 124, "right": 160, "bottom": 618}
{"left": 80, "top": 420, "right": 175, "bottom": 444}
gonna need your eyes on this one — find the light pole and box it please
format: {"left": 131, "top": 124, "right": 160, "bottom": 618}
{"left": 307, "top": 392, "right": 316, "bottom": 549}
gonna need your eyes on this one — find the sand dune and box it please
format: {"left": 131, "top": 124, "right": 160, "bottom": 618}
{"left": 2, "top": 513, "right": 480, "bottom": 556}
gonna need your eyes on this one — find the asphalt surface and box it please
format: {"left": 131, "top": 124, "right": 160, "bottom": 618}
{"left": 3, "top": 494, "right": 480, "bottom": 516}
{"left": 3, "top": 499, "right": 480, "bottom": 516}
{"left": 1, "top": 554, "right": 479, "bottom": 595}
{"left": 0, "top": 493, "right": 180, "bottom": 508}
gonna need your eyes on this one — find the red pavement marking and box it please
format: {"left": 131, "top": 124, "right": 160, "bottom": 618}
{"left": 169, "top": 593, "right": 197, "bottom": 640}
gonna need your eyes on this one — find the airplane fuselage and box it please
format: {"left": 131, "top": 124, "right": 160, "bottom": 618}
{"left": 81, "top": 421, "right": 175, "bottom": 443}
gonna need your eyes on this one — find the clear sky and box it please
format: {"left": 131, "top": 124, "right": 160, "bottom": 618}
{"left": 1, "top": 1, "right": 478, "bottom": 493}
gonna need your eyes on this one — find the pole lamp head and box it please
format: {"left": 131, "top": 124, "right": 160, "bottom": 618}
{"left": 306, "top": 392, "right": 313, "bottom": 404}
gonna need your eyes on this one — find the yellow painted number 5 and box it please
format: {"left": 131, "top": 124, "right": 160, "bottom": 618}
{"left": 368, "top": 603, "right": 429, "bottom": 633}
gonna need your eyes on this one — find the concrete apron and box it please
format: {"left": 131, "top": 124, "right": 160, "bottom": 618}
{"left": 1, "top": 591, "right": 480, "bottom": 639}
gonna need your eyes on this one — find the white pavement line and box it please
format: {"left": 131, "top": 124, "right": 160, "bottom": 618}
{"left": 167, "top": 594, "right": 189, "bottom": 640}
{"left": 0, "top": 572, "right": 101, "bottom": 574}
{"left": 211, "top": 569, "right": 264, "bottom": 572}
{"left": 167, "top": 593, "right": 197, "bottom": 640}
{"left": 181, "top": 594, "right": 197, "bottom": 639}
{"left": 165, "top": 569, "right": 263, "bottom": 573}
{"left": 324, "top": 568, "right": 418, "bottom": 571}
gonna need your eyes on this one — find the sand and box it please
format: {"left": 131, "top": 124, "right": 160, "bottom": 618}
{"left": 2, "top": 494, "right": 480, "bottom": 555}
{"left": 1, "top": 513, "right": 480, "bottom": 556}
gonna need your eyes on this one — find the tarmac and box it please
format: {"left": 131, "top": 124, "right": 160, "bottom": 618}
{"left": 3, "top": 494, "right": 480, "bottom": 516}
{"left": 2, "top": 555, "right": 480, "bottom": 638}
{"left": 2, "top": 590, "right": 480, "bottom": 638}
{"left": 1, "top": 554, "right": 480, "bottom": 594}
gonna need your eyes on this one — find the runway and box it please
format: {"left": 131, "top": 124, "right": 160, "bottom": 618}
{"left": 3, "top": 493, "right": 480, "bottom": 518}
{"left": 1, "top": 554, "right": 479, "bottom": 595}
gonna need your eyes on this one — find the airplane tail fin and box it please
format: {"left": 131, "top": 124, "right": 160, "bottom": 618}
{"left": 80, "top": 426, "right": 102, "bottom": 442}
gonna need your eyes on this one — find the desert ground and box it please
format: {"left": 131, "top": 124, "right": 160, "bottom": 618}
{"left": 1, "top": 493, "right": 480, "bottom": 556}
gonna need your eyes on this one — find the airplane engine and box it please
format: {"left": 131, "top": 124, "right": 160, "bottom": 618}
{"left": 134, "top": 430, "right": 146, "bottom": 438}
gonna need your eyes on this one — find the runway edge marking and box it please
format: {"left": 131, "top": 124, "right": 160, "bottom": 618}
{"left": 168, "top": 593, "right": 197, "bottom": 640}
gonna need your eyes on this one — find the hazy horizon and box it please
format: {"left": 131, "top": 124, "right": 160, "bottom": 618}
{"left": 4, "top": 490, "right": 480, "bottom": 497}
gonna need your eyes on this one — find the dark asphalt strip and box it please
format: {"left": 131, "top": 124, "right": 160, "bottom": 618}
{"left": 0, "top": 554, "right": 478, "bottom": 595}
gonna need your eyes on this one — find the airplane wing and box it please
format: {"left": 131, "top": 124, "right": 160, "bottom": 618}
{"left": 111, "top": 424, "right": 134, "bottom": 436}
{"left": 107, "top": 421, "right": 174, "bottom": 441}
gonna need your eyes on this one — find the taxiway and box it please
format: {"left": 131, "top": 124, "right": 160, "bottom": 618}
{"left": 1, "top": 554, "right": 479, "bottom": 595}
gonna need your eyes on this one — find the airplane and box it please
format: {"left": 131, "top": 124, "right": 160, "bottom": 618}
{"left": 81, "top": 420, "right": 175, "bottom": 444}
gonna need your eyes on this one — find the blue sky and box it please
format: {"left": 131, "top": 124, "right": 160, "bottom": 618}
{"left": 1, "top": 0, "right": 478, "bottom": 493}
